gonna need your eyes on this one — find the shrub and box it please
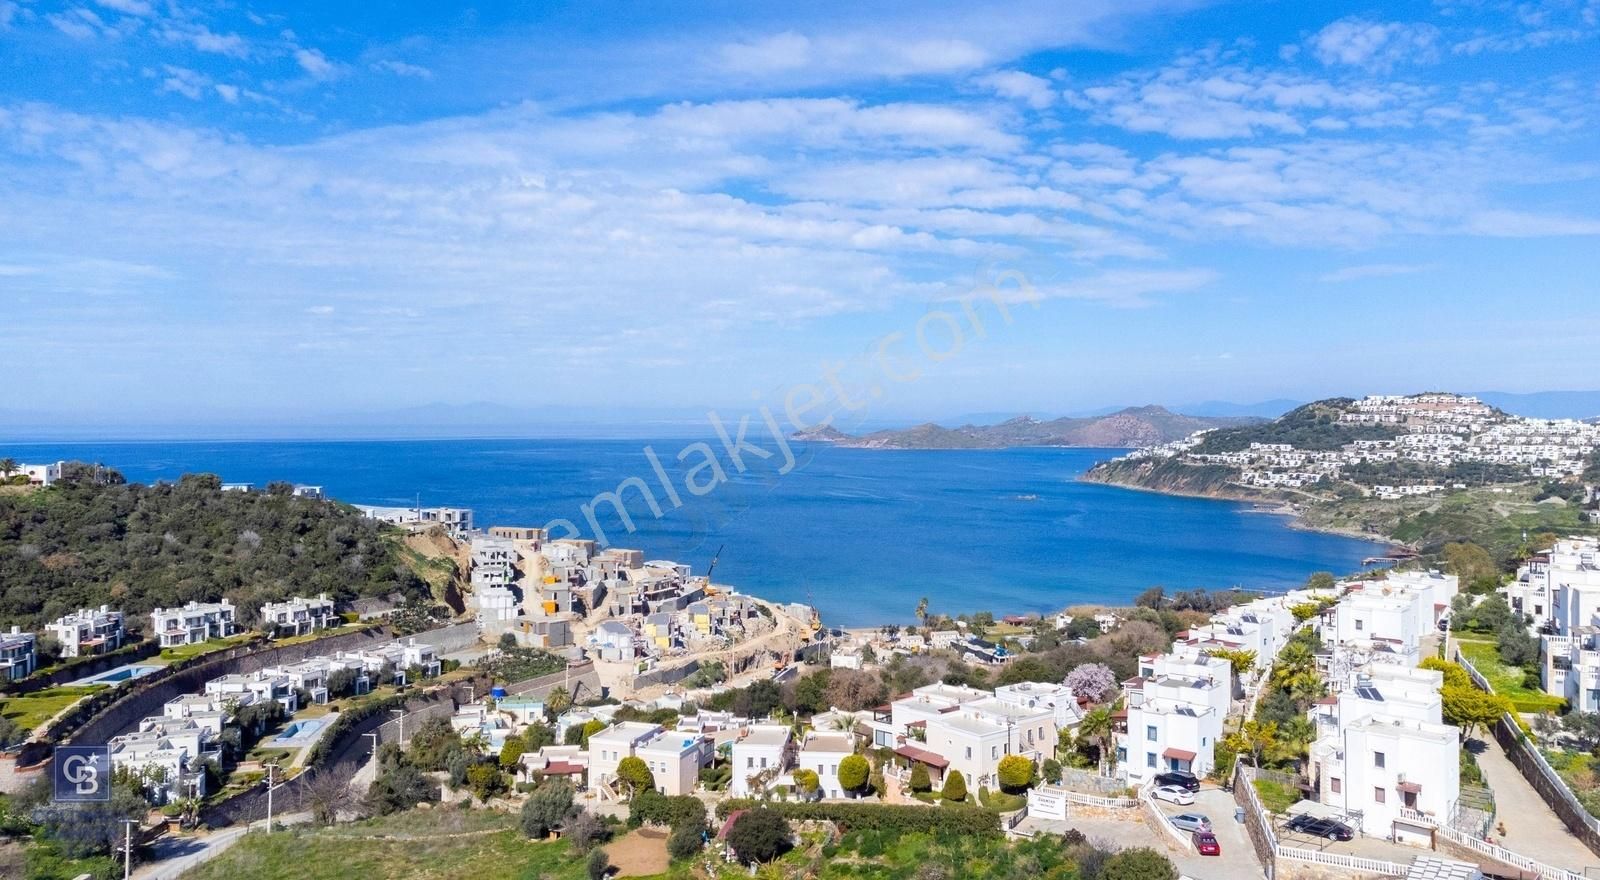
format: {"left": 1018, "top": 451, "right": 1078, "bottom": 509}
{"left": 668, "top": 822, "right": 704, "bottom": 860}
{"left": 1042, "top": 758, "right": 1062, "bottom": 785}
{"left": 498, "top": 736, "right": 526, "bottom": 769}
{"left": 793, "top": 768, "right": 820, "bottom": 794}
{"left": 726, "top": 808, "right": 792, "bottom": 864}
{"left": 908, "top": 763, "right": 931, "bottom": 793}
{"left": 629, "top": 790, "right": 706, "bottom": 830}
{"left": 713, "top": 798, "right": 1001, "bottom": 838}
{"left": 1099, "top": 847, "right": 1177, "bottom": 880}
{"left": 521, "top": 779, "right": 575, "bottom": 839}
{"left": 566, "top": 809, "right": 607, "bottom": 855}
{"left": 942, "top": 769, "right": 967, "bottom": 803}
{"left": 838, "top": 754, "right": 870, "bottom": 793}
{"left": 465, "top": 762, "right": 506, "bottom": 800}
{"left": 997, "top": 755, "right": 1034, "bottom": 792}
{"left": 616, "top": 756, "right": 655, "bottom": 796}
{"left": 586, "top": 847, "right": 610, "bottom": 880}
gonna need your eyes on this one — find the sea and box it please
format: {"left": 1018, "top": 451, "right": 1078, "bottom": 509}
{"left": 3, "top": 439, "right": 1382, "bottom": 626}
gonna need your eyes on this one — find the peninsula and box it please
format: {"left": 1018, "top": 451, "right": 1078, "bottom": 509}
{"left": 793, "top": 405, "right": 1260, "bottom": 449}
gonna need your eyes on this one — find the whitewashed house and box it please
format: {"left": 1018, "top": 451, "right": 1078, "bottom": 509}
{"left": 0, "top": 627, "right": 37, "bottom": 682}
{"left": 797, "top": 732, "right": 856, "bottom": 799}
{"left": 45, "top": 606, "right": 125, "bottom": 658}
{"left": 1117, "top": 652, "right": 1231, "bottom": 784}
{"left": 730, "top": 723, "right": 793, "bottom": 797}
{"left": 150, "top": 600, "right": 237, "bottom": 648}
{"left": 259, "top": 594, "right": 337, "bottom": 638}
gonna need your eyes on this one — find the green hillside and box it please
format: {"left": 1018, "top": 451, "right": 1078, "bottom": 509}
{"left": 0, "top": 464, "right": 430, "bottom": 631}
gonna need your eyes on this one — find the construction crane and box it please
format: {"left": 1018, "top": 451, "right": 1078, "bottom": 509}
{"left": 702, "top": 544, "right": 725, "bottom": 596}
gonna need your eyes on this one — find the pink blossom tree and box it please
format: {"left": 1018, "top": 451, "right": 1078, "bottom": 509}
{"left": 1064, "top": 662, "right": 1117, "bottom": 704}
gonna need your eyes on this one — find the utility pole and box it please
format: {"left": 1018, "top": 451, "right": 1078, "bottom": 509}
{"left": 123, "top": 818, "right": 136, "bottom": 880}
{"left": 266, "top": 762, "right": 276, "bottom": 833}
{"left": 392, "top": 709, "right": 406, "bottom": 747}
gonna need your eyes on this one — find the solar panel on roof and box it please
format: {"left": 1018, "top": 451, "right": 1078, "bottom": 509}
{"left": 1354, "top": 686, "right": 1384, "bottom": 701}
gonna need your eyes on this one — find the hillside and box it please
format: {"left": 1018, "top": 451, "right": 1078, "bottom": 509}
{"left": 798, "top": 406, "right": 1261, "bottom": 449}
{"left": 0, "top": 464, "right": 434, "bottom": 631}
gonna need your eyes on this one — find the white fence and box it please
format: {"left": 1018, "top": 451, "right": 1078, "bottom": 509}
{"left": 1432, "top": 822, "right": 1586, "bottom": 880}
{"left": 1274, "top": 845, "right": 1408, "bottom": 876}
{"left": 1061, "top": 789, "right": 1139, "bottom": 809}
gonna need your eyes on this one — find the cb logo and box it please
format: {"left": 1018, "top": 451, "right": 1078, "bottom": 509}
{"left": 54, "top": 745, "right": 111, "bottom": 803}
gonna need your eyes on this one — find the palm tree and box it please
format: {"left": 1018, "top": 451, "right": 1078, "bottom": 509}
{"left": 1270, "top": 641, "right": 1323, "bottom": 704}
{"left": 0, "top": 459, "right": 16, "bottom": 480}
{"left": 915, "top": 597, "right": 929, "bottom": 628}
{"left": 1077, "top": 707, "right": 1115, "bottom": 775}
{"left": 546, "top": 686, "right": 571, "bottom": 716}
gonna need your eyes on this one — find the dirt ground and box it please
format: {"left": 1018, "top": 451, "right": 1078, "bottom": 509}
{"left": 607, "top": 827, "right": 671, "bottom": 877}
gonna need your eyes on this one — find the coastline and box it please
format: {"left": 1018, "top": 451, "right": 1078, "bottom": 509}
{"left": 1076, "top": 473, "right": 1404, "bottom": 549}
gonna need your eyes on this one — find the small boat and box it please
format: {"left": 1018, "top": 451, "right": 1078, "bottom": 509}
{"left": 1014, "top": 493, "right": 1040, "bottom": 501}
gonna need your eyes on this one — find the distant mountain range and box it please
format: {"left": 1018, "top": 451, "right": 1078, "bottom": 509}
{"left": 792, "top": 406, "right": 1263, "bottom": 449}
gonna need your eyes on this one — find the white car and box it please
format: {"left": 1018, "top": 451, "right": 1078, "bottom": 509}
{"left": 1152, "top": 784, "right": 1195, "bottom": 805}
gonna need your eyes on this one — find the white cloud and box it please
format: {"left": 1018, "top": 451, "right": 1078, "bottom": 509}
{"left": 371, "top": 59, "right": 434, "bottom": 79}
{"left": 95, "top": 0, "right": 154, "bottom": 16}
{"left": 0, "top": 1, "right": 21, "bottom": 29}
{"left": 157, "top": 23, "right": 250, "bottom": 57}
{"left": 214, "top": 84, "right": 240, "bottom": 103}
{"left": 158, "top": 66, "right": 208, "bottom": 101}
{"left": 974, "top": 70, "right": 1056, "bottom": 109}
{"left": 294, "top": 48, "right": 340, "bottom": 80}
{"left": 1308, "top": 18, "right": 1442, "bottom": 71}
{"left": 1317, "top": 262, "right": 1435, "bottom": 282}
{"left": 1042, "top": 268, "right": 1218, "bottom": 307}
{"left": 718, "top": 31, "right": 813, "bottom": 74}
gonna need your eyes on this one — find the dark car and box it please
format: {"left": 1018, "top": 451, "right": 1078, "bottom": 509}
{"left": 1286, "top": 814, "right": 1355, "bottom": 841}
{"left": 1153, "top": 771, "right": 1200, "bottom": 792}
{"left": 1193, "top": 830, "right": 1221, "bottom": 856}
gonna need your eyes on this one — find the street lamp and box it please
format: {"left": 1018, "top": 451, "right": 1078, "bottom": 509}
{"left": 122, "top": 818, "right": 138, "bottom": 880}
{"left": 392, "top": 709, "right": 406, "bottom": 747}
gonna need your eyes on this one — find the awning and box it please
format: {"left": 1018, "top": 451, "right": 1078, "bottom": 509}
{"left": 1397, "top": 781, "right": 1422, "bottom": 793}
{"left": 1163, "top": 748, "right": 1197, "bottom": 762}
{"left": 542, "top": 761, "right": 586, "bottom": 775}
{"left": 894, "top": 745, "right": 950, "bottom": 769}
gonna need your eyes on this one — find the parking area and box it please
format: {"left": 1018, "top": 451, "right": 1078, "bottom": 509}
{"left": 1150, "top": 788, "right": 1262, "bottom": 880}
{"left": 1271, "top": 805, "right": 1439, "bottom": 864}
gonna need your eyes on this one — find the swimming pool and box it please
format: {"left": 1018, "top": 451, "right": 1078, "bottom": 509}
{"left": 274, "top": 718, "right": 327, "bottom": 744}
{"left": 72, "top": 664, "right": 161, "bottom": 686}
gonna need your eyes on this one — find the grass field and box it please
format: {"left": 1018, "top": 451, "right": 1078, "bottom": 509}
{"left": 1253, "top": 778, "right": 1298, "bottom": 813}
{"left": 158, "top": 633, "right": 259, "bottom": 664}
{"left": 1455, "top": 634, "right": 1565, "bottom": 713}
{"left": 0, "top": 684, "right": 106, "bottom": 733}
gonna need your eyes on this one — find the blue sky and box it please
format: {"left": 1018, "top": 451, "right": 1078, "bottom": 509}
{"left": 1, "top": 0, "right": 1598, "bottom": 429}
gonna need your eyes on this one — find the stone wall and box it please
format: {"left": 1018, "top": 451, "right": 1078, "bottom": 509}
{"left": 1234, "top": 763, "right": 1278, "bottom": 880}
{"left": 1, "top": 641, "right": 162, "bottom": 696}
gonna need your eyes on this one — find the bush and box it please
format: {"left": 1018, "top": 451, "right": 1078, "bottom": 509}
{"left": 725, "top": 808, "right": 792, "bottom": 864}
{"left": 713, "top": 798, "right": 1001, "bottom": 838}
{"left": 997, "top": 755, "right": 1034, "bottom": 792}
{"left": 1100, "top": 847, "right": 1177, "bottom": 880}
{"left": 941, "top": 769, "right": 967, "bottom": 803}
{"left": 586, "top": 847, "right": 610, "bottom": 880}
{"left": 668, "top": 822, "right": 704, "bottom": 860}
{"left": 616, "top": 756, "right": 655, "bottom": 796}
{"left": 908, "top": 763, "right": 931, "bottom": 793}
{"left": 1042, "top": 758, "right": 1062, "bottom": 785}
{"left": 521, "top": 779, "right": 575, "bottom": 839}
{"left": 838, "top": 754, "right": 870, "bottom": 793}
{"left": 629, "top": 790, "right": 706, "bottom": 830}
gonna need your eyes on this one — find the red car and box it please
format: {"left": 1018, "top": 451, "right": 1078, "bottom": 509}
{"left": 1193, "top": 830, "right": 1221, "bottom": 856}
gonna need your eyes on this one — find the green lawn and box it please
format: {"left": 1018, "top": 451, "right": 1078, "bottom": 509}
{"left": 158, "top": 633, "right": 259, "bottom": 664}
{"left": 1253, "top": 778, "right": 1298, "bottom": 813}
{"left": 181, "top": 811, "right": 614, "bottom": 880}
{"left": 0, "top": 685, "right": 107, "bottom": 733}
{"left": 1455, "top": 635, "right": 1565, "bottom": 713}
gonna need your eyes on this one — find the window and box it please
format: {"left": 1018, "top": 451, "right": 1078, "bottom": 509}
{"left": 760, "top": 757, "right": 768, "bottom": 768}
{"left": 1146, "top": 752, "right": 1156, "bottom": 768}
{"left": 1374, "top": 751, "right": 1386, "bottom": 768}
{"left": 747, "top": 757, "right": 754, "bottom": 768}
{"left": 1331, "top": 777, "right": 1342, "bottom": 794}
{"left": 1146, "top": 725, "right": 1158, "bottom": 741}
{"left": 1374, "top": 787, "right": 1386, "bottom": 803}
{"left": 991, "top": 746, "right": 998, "bottom": 759}
{"left": 1355, "top": 619, "right": 1364, "bottom": 631}
{"left": 966, "top": 747, "right": 972, "bottom": 759}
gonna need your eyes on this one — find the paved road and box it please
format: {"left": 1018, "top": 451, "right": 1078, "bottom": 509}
{"left": 1468, "top": 734, "right": 1600, "bottom": 874}
{"left": 134, "top": 812, "right": 313, "bottom": 880}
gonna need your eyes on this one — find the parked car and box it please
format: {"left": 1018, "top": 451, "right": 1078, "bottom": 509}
{"left": 1285, "top": 814, "right": 1355, "bottom": 841}
{"left": 1152, "top": 784, "right": 1195, "bottom": 805}
{"left": 1193, "top": 830, "right": 1221, "bottom": 856}
{"left": 1169, "top": 813, "right": 1212, "bottom": 833}
{"left": 1153, "top": 770, "right": 1200, "bottom": 792}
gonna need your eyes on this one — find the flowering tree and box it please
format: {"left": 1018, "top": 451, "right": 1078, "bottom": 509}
{"left": 1065, "top": 663, "right": 1117, "bottom": 704}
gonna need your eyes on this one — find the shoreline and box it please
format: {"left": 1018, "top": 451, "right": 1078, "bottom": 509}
{"left": 1076, "top": 473, "right": 1405, "bottom": 549}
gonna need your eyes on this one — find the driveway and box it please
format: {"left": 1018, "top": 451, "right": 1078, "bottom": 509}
{"left": 1150, "top": 788, "right": 1262, "bottom": 880}
{"left": 1466, "top": 735, "right": 1600, "bottom": 875}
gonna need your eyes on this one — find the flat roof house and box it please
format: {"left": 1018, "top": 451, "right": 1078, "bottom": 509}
{"left": 730, "top": 723, "right": 794, "bottom": 797}
{"left": 0, "top": 627, "right": 37, "bottom": 682}
{"left": 151, "top": 600, "right": 237, "bottom": 648}
{"left": 798, "top": 732, "right": 856, "bottom": 800}
{"left": 259, "top": 594, "right": 337, "bottom": 638}
{"left": 45, "top": 605, "right": 125, "bottom": 658}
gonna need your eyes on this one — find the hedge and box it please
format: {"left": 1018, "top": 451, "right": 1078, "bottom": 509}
{"left": 713, "top": 799, "right": 1001, "bottom": 838}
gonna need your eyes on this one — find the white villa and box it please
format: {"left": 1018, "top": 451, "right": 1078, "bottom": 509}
{"left": 150, "top": 600, "right": 238, "bottom": 648}
{"left": 0, "top": 626, "right": 37, "bottom": 682}
{"left": 1117, "top": 652, "right": 1231, "bottom": 784}
{"left": 45, "top": 605, "right": 125, "bottom": 658}
{"left": 259, "top": 594, "right": 337, "bottom": 638}
{"left": 730, "top": 723, "right": 794, "bottom": 797}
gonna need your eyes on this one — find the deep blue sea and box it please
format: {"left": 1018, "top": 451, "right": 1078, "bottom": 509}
{"left": 3, "top": 439, "right": 1381, "bottom": 626}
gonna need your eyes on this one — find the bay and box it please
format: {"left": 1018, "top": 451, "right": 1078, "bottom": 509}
{"left": 3, "top": 439, "right": 1381, "bottom": 626}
